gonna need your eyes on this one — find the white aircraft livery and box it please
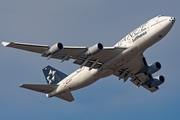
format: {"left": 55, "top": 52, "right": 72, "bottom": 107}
{"left": 2, "top": 15, "right": 175, "bottom": 102}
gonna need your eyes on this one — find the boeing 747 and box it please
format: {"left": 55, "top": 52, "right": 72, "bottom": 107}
{"left": 2, "top": 15, "right": 175, "bottom": 102}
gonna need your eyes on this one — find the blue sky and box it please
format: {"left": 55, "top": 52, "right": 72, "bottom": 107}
{"left": 0, "top": 0, "right": 180, "bottom": 120}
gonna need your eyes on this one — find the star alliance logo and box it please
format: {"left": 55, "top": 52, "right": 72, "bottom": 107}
{"left": 46, "top": 69, "right": 56, "bottom": 84}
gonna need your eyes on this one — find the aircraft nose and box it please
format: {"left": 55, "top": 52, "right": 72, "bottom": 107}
{"left": 169, "top": 16, "right": 175, "bottom": 24}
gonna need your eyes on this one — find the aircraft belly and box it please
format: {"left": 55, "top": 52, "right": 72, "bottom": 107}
{"left": 102, "top": 45, "right": 139, "bottom": 71}
{"left": 65, "top": 67, "right": 101, "bottom": 91}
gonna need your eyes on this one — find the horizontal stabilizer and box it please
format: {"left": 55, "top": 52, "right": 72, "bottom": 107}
{"left": 20, "top": 84, "right": 58, "bottom": 93}
{"left": 55, "top": 92, "right": 74, "bottom": 102}
{"left": 20, "top": 84, "right": 74, "bottom": 102}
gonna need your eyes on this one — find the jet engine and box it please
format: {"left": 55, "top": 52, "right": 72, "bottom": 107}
{"left": 85, "top": 43, "right": 103, "bottom": 56}
{"left": 147, "top": 62, "right": 161, "bottom": 74}
{"left": 45, "top": 43, "right": 63, "bottom": 56}
{"left": 146, "top": 75, "right": 165, "bottom": 87}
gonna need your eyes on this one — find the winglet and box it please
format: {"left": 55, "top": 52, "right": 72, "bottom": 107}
{"left": 2, "top": 41, "right": 10, "bottom": 47}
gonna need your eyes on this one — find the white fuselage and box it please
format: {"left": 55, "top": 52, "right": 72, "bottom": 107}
{"left": 48, "top": 15, "right": 175, "bottom": 97}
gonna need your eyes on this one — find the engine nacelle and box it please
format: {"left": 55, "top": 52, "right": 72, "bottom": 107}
{"left": 85, "top": 43, "right": 103, "bottom": 56}
{"left": 147, "top": 62, "right": 161, "bottom": 74}
{"left": 149, "top": 75, "right": 165, "bottom": 87}
{"left": 45, "top": 43, "right": 63, "bottom": 56}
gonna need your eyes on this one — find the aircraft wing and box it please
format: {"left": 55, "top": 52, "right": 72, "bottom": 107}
{"left": 2, "top": 41, "right": 126, "bottom": 69}
{"left": 20, "top": 84, "right": 74, "bottom": 102}
{"left": 113, "top": 54, "right": 160, "bottom": 92}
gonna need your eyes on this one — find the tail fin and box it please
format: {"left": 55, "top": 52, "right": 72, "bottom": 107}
{"left": 42, "top": 65, "right": 67, "bottom": 85}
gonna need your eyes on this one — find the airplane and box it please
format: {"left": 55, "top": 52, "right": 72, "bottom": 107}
{"left": 2, "top": 15, "right": 175, "bottom": 102}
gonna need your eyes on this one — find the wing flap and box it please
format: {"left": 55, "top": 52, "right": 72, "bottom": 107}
{"left": 142, "top": 85, "right": 159, "bottom": 92}
{"left": 72, "top": 47, "right": 125, "bottom": 68}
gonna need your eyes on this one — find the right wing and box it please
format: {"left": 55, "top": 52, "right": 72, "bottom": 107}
{"left": 20, "top": 84, "right": 74, "bottom": 102}
{"left": 128, "top": 55, "right": 160, "bottom": 92}
{"left": 2, "top": 41, "right": 126, "bottom": 69}
{"left": 113, "top": 54, "right": 163, "bottom": 92}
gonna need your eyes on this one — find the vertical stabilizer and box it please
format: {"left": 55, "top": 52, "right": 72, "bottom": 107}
{"left": 42, "top": 66, "right": 67, "bottom": 85}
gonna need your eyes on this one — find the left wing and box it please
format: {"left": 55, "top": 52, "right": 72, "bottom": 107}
{"left": 2, "top": 41, "right": 126, "bottom": 69}
{"left": 113, "top": 54, "right": 164, "bottom": 92}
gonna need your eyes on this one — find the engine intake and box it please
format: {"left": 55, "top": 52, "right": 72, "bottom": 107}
{"left": 147, "top": 62, "right": 161, "bottom": 74}
{"left": 45, "top": 43, "right": 63, "bottom": 56}
{"left": 85, "top": 43, "right": 103, "bottom": 56}
{"left": 147, "top": 75, "right": 165, "bottom": 87}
